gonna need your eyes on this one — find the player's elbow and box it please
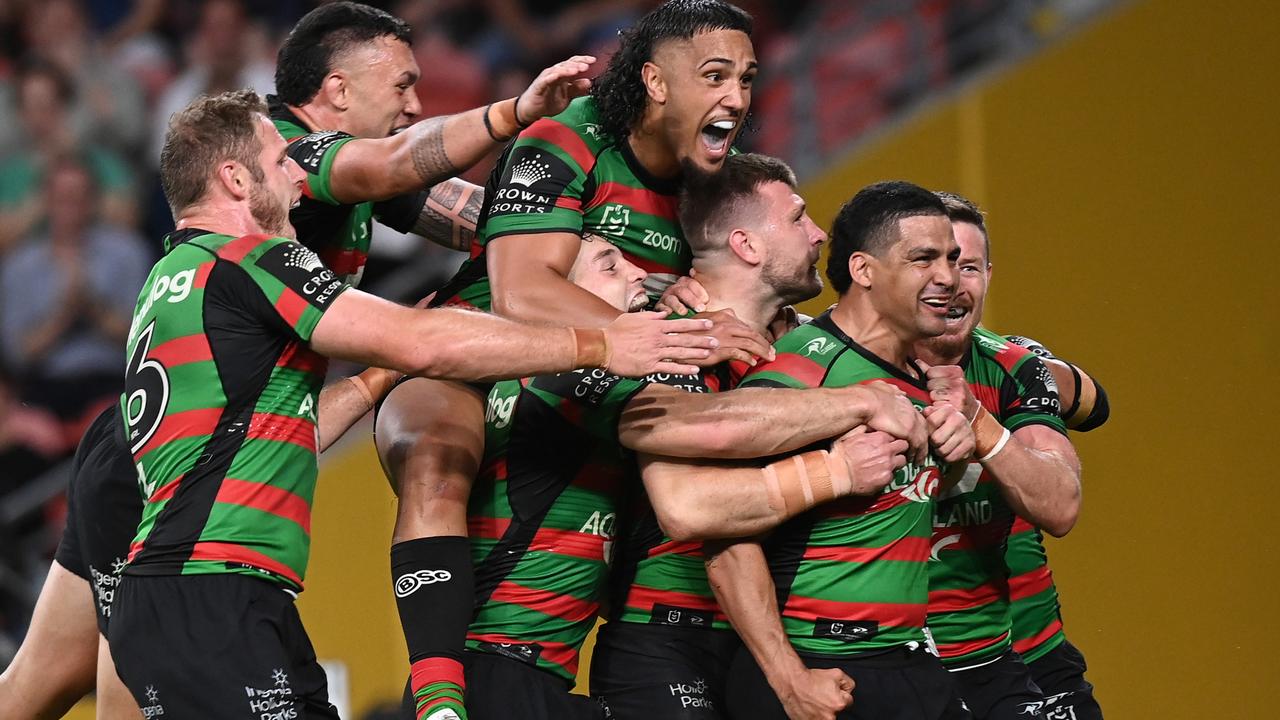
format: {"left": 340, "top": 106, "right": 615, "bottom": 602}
{"left": 652, "top": 497, "right": 709, "bottom": 542}
{"left": 1041, "top": 489, "right": 1081, "bottom": 538}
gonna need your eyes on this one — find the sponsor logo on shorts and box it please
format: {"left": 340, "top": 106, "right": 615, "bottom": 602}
{"left": 141, "top": 684, "right": 165, "bottom": 717}
{"left": 668, "top": 677, "right": 714, "bottom": 710}
{"left": 89, "top": 556, "right": 127, "bottom": 618}
{"left": 425, "top": 709, "right": 462, "bottom": 720}
{"left": 474, "top": 640, "right": 543, "bottom": 666}
{"left": 1023, "top": 692, "right": 1077, "bottom": 720}
{"left": 243, "top": 668, "right": 299, "bottom": 719}
{"left": 814, "top": 618, "right": 878, "bottom": 642}
{"left": 394, "top": 569, "right": 453, "bottom": 597}
{"left": 649, "top": 603, "right": 713, "bottom": 629}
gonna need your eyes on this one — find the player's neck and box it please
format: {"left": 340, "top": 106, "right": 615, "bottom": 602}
{"left": 176, "top": 202, "right": 267, "bottom": 239}
{"left": 627, "top": 118, "right": 681, "bottom": 180}
{"left": 915, "top": 337, "right": 965, "bottom": 366}
{"left": 288, "top": 102, "right": 342, "bottom": 135}
{"left": 829, "top": 297, "right": 915, "bottom": 371}
{"left": 697, "top": 270, "right": 779, "bottom": 335}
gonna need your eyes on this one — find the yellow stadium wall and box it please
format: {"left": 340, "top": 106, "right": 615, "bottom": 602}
{"left": 66, "top": 1, "right": 1275, "bottom": 717}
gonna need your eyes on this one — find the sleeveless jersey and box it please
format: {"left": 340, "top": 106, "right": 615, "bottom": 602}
{"left": 270, "top": 97, "right": 424, "bottom": 287}
{"left": 926, "top": 327, "right": 1067, "bottom": 668}
{"left": 121, "top": 229, "right": 348, "bottom": 591}
{"left": 437, "top": 96, "right": 690, "bottom": 310}
{"left": 738, "top": 312, "right": 946, "bottom": 656}
{"left": 608, "top": 361, "right": 746, "bottom": 632}
{"left": 465, "top": 368, "right": 652, "bottom": 681}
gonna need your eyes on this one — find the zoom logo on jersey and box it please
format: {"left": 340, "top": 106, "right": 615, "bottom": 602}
{"left": 814, "top": 619, "right": 878, "bottom": 642}
{"left": 394, "top": 569, "right": 453, "bottom": 597}
{"left": 256, "top": 241, "right": 345, "bottom": 310}
{"left": 288, "top": 130, "right": 352, "bottom": 175}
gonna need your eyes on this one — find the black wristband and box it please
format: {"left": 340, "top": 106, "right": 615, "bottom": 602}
{"left": 481, "top": 103, "right": 507, "bottom": 142}
{"left": 513, "top": 94, "right": 532, "bottom": 128}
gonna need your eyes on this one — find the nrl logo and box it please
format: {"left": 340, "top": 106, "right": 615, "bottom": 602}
{"left": 509, "top": 153, "right": 553, "bottom": 188}
{"left": 803, "top": 337, "right": 837, "bottom": 357}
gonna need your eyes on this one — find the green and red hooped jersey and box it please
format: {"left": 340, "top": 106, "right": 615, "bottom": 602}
{"left": 271, "top": 99, "right": 372, "bottom": 287}
{"left": 121, "top": 229, "right": 348, "bottom": 591}
{"left": 466, "top": 367, "right": 665, "bottom": 682}
{"left": 436, "top": 96, "right": 691, "bottom": 310}
{"left": 738, "top": 312, "right": 947, "bottom": 656}
{"left": 1006, "top": 516, "right": 1065, "bottom": 662}
{"left": 607, "top": 361, "right": 748, "bottom": 633}
{"left": 926, "top": 327, "right": 1067, "bottom": 668}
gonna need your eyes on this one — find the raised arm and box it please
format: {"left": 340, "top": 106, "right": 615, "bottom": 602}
{"left": 325, "top": 56, "right": 595, "bottom": 203}
{"left": 705, "top": 540, "right": 853, "bottom": 720}
{"left": 308, "top": 288, "right": 715, "bottom": 381}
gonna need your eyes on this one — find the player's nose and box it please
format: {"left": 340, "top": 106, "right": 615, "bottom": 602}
{"left": 404, "top": 88, "right": 422, "bottom": 119}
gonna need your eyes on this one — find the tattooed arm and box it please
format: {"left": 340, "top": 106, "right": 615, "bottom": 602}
{"left": 323, "top": 56, "right": 594, "bottom": 205}
{"left": 412, "top": 179, "right": 484, "bottom": 252}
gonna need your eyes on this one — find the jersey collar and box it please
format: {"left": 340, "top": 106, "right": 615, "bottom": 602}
{"left": 810, "top": 311, "right": 929, "bottom": 390}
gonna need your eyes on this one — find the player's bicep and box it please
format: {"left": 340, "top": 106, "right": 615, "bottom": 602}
{"left": 308, "top": 289, "right": 418, "bottom": 368}
{"left": 487, "top": 230, "right": 586, "bottom": 315}
{"left": 325, "top": 135, "right": 401, "bottom": 204}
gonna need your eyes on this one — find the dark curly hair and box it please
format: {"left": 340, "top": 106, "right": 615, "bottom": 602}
{"left": 275, "top": 2, "right": 412, "bottom": 106}
{"left": 591, "top": 0, "right": 752, "bottom": 142}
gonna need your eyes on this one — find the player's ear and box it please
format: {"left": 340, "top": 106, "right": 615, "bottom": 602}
{"left": 216, "top": 161, "right": 250, "bottom": 200}
{"left": 849, "top": 252, "right": 873, "bottom": 289}
{"left": 322, "top": 70, "right": 349, "bottom": 111}
{"left": 985, "top": 262, "right": 993, "bottom": 280}
{"left": 642, "top": 62, "right": 667, "bottom": 104}
{"left": 727, "top": 228, "right": 761, "bottom": 266}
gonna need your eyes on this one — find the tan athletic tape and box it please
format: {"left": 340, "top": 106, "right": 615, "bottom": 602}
{"left": 971, "top": 406, "right": 1006, "bottom": 457}
{"left": 766, "top": 450, "right": 844, "bottom": 515}
{"left": 1067, "top": 369, "right": 1097, "bottom": 428}
{"left": 571, "top": 328, "right": 610, "bottom": 369}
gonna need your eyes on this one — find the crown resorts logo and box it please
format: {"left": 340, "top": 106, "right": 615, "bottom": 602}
{"left": 283, "top": 245, "right": 325, "bottom": 273}
{"left": 509, "top": 153, "right": 553, "bottom": 188}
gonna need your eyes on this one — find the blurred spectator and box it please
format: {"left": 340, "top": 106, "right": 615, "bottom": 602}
{"left": 149, "top": 0, "right": 275, "bottom": 166}
{"left": 0, "top": 59, "right": 138, "bottom": 253}
{"left": 14, "top": 0, "right": 147, "bottom": 154}
{"left": 0, "top": 367, "right": 63, "bottom": 488}
{"left": 0, "top": 156, "right": 149, "bottom": 436}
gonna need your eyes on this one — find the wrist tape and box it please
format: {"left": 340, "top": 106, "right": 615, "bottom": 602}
{"left": 763, "top": 450, "right": 853, "bottom": 515}
{"left": 970, "top": 406, "right": 1009, "bottom": 459}
{"left": 571, "top": 327, "right": 610, "bottom": 369}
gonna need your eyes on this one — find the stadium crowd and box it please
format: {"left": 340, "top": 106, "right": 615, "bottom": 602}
{"left": 0, "top": 1, "right": 1110, "bottom": 720}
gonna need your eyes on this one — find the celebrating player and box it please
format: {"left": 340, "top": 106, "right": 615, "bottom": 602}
{"left": 913, "top": 191, "right": 1082, "bottom": 720}
{"left": 103, "top": 90, "right": 715, "bottom": 719}
{"left": 375, "top": 2, "right": 769, "bottom": 716}
{"left": 705, "top": 182, "right": 979, "bottom": 720}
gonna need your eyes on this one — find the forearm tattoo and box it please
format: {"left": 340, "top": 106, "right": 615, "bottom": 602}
{"left": 415, "top": 180, "right": 484, "bottom": 251}
{"left": 410, "top": 116, "right": 457, "bottom": 186}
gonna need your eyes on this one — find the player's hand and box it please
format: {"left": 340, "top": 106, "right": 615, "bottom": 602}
{"left": 656, "top": 270, "right": 708, "bottom": 314}
{"left": 831, "top": 426, "right": 908, "bottom": 496}
{"left": 515, "top": 55, "right": 595, "bottom": 125}
{"left": 920, "top": 363, "right": 979, "bottom": 421}
{"left": 695, "top": 309, "right": 775, "bottom": 367}
{"left": 923, "top": 403, "right": 976, "bottom": 463}
{"left": 776, "top": 667, "right": 854, "bottom": 720}
{"left": 850, "top": 381, "right": 928, "bottom": 464}
{"left": 603, "top": 311, "right": 715, "bottom": 377}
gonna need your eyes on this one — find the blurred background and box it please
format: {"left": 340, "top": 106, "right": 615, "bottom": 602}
{"left": 0, "top": 0, "right": 1273, "bottom": 718}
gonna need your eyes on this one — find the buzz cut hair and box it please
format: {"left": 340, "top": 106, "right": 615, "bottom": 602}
{"left": 678, "top": 152, "right": 797, "bottom": 256}
{"left": 275, "top": 1, "right": 413, "bottom": 106}
{"left": 160, "top": 89, "right": 267, "bottom": 219}
{"left": 826, "top": 181, "right": 947, "bottom": 294}
{"left": 935, "top": 190, "right": 990, "bottom": 263}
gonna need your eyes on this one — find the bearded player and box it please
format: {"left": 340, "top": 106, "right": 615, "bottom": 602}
{"left": 921, "top": 193, "right": 1108, "bottom": 720}
{"left": 706, "top": 182, "right": 981, "bottom": 720}
{"left": 911, "top": 191, "right": 1081, "bottom": 720}
{"left": 375, "top": 3, "right": 771, "bottom": 717}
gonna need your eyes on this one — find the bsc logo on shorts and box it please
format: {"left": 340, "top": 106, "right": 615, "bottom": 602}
{"left": 394, "top": 569, "right": 453, "bottom": 597}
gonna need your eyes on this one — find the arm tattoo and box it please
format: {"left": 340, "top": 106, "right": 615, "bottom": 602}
{"left": 409, "top": 116, "right": 457, "bottom": 185}
{"left": 414, "top": 180, "right": 484, "bottom": 252}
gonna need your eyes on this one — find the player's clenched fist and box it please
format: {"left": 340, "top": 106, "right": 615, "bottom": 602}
{"left": 601, "top": 312, "right": 716, "bottom": 377}
{"left": 831, "top": 426, "right": 910, "bottom": 496}
{"left": 923, "top": 402, "right": 976, "bottom": 463}
{"left": 777, "top": 667, "right": 855, "bottom": 720}
{"left": 922, "top": 363, "right": 978, "bottom": 420}
{"left": 851, "top": 381, "right": 928, "bottom": 463}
